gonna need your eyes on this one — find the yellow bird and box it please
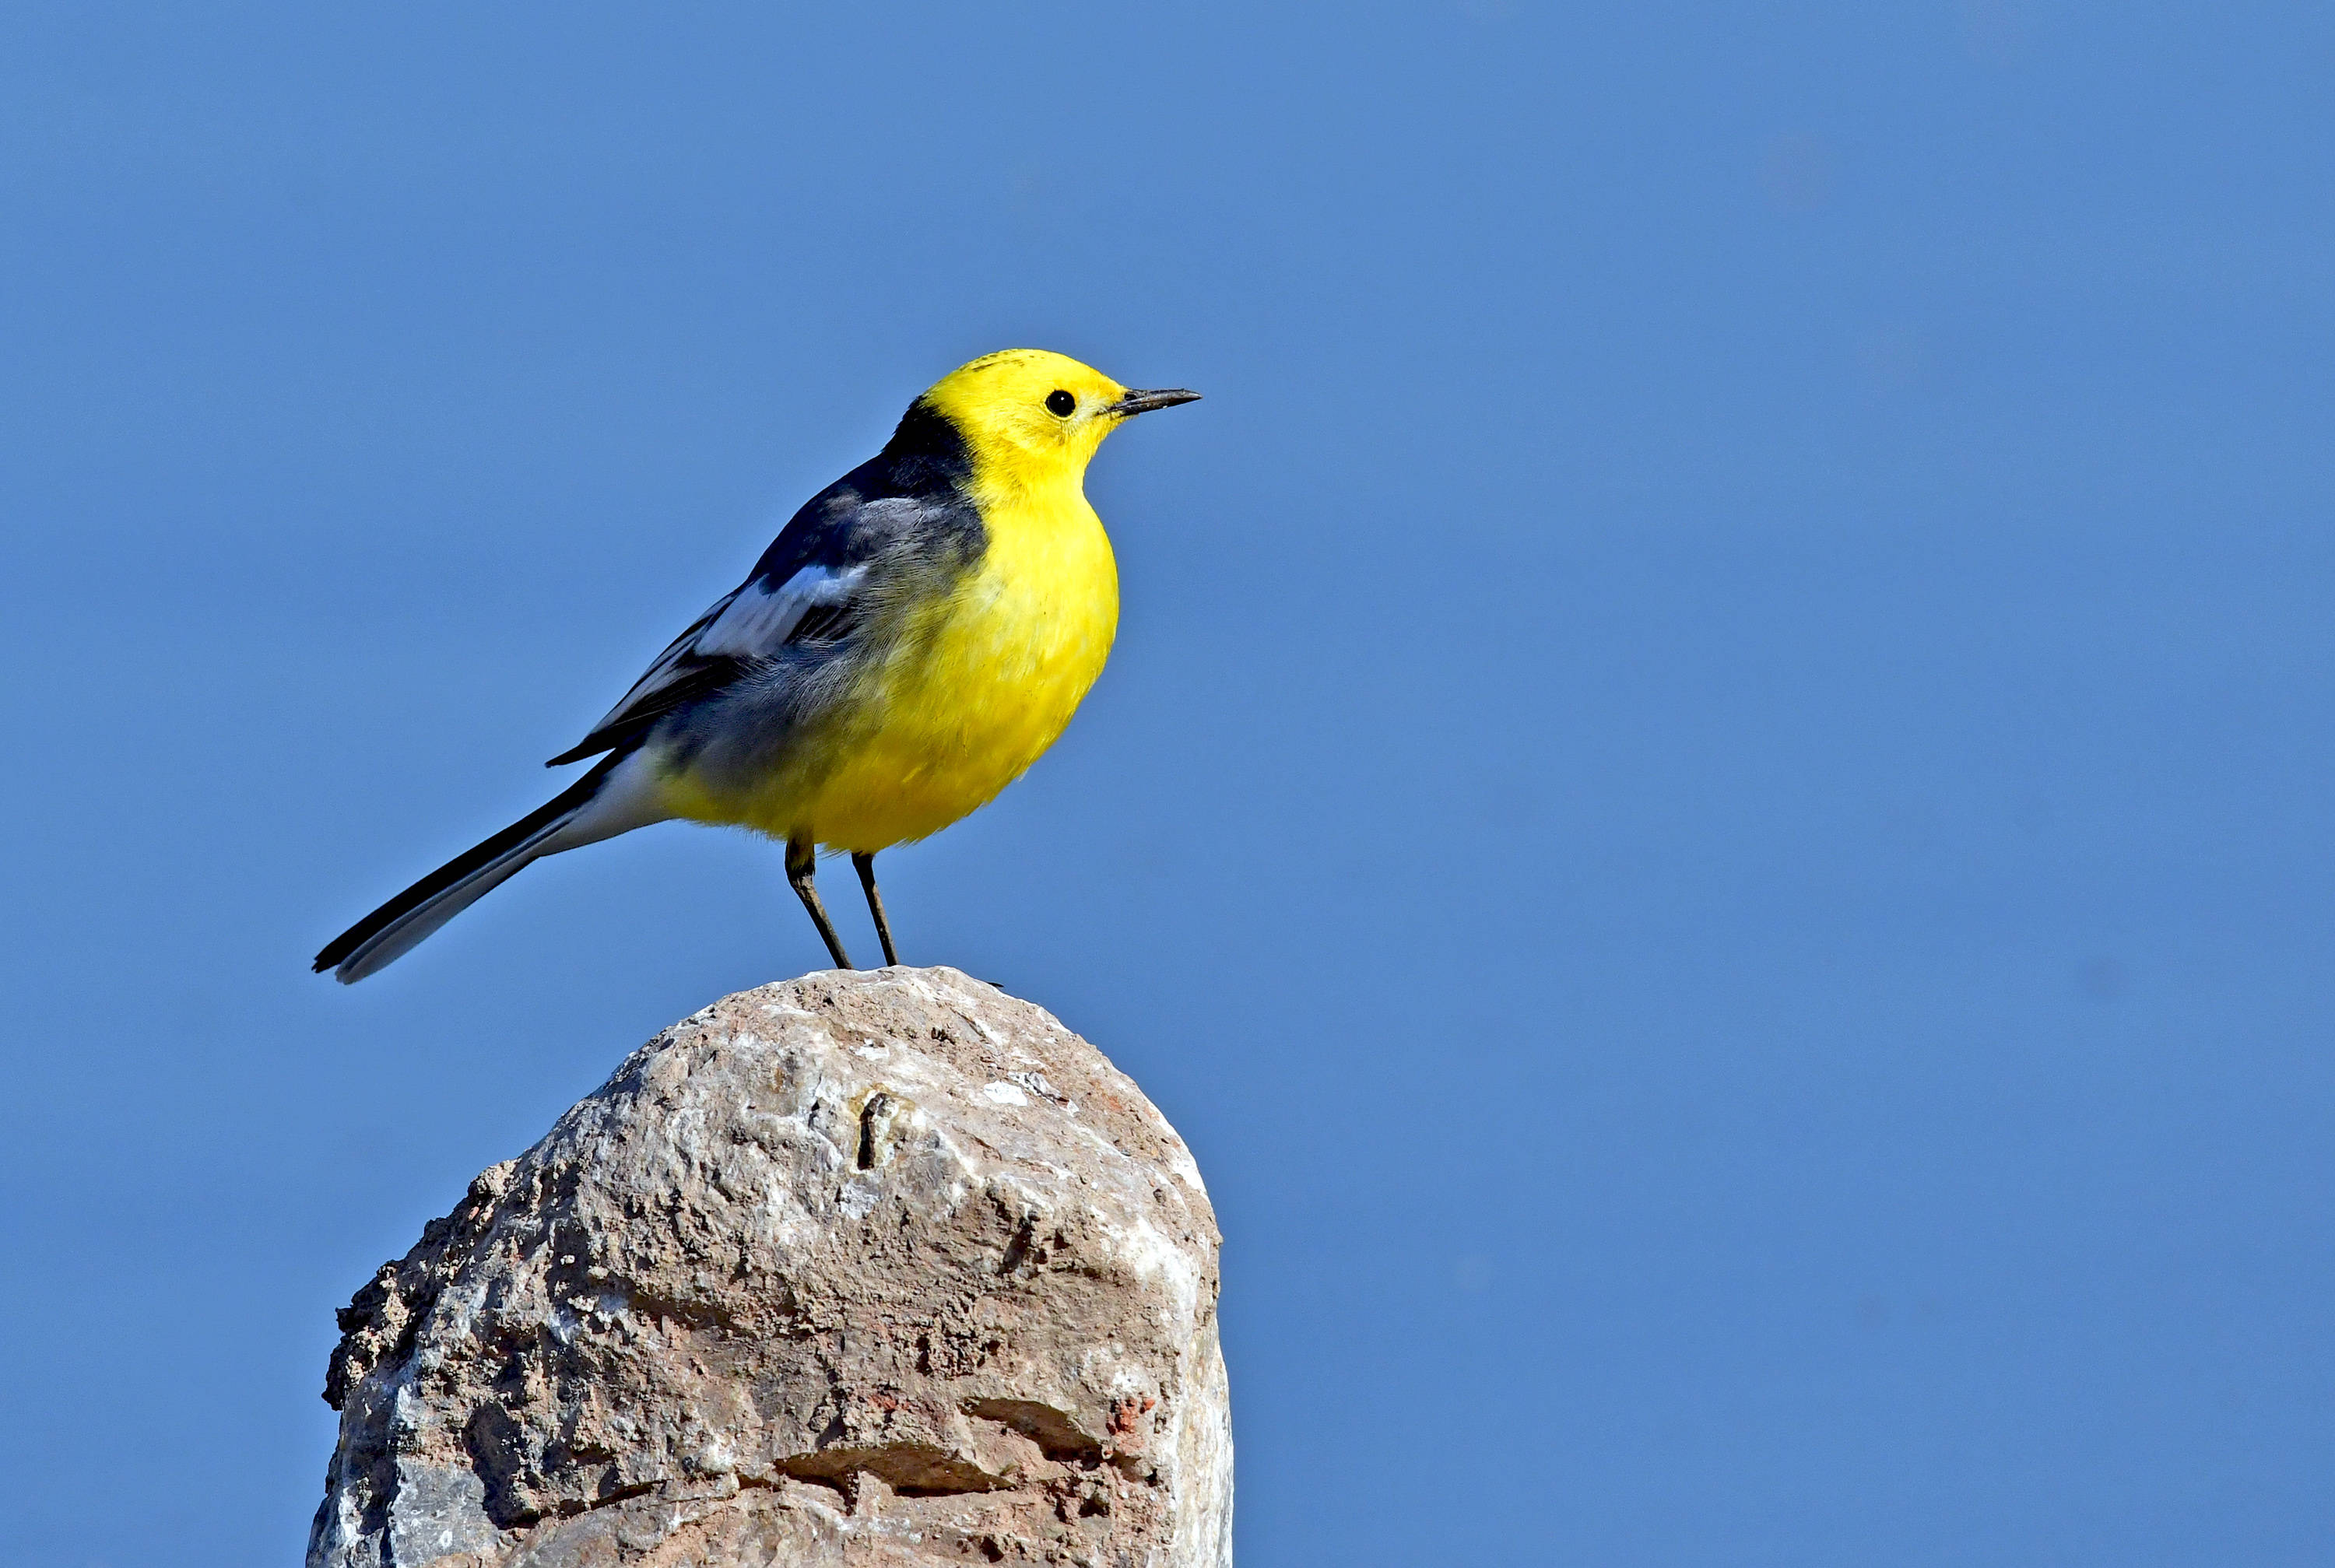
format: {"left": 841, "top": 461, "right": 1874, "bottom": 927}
{"left": 314, "top": 349, "right": 1199, "bottom": 982}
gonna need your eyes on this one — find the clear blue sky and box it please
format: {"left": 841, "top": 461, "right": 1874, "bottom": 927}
{"left": 3, "top": 5, "right": 2330, "bottom": 1563}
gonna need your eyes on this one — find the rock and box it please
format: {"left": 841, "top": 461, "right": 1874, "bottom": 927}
{"left": 309, "top": 967, "right": 1232, "bottom": 1567}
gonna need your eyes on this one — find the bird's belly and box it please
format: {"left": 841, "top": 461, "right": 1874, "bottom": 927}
{"left": 743, "top": 507, "right": 1118, "bottom": 851}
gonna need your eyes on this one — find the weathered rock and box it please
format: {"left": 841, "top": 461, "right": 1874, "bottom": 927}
{"left": 310, "top": 967, "right": 1231, "bottom": 1567}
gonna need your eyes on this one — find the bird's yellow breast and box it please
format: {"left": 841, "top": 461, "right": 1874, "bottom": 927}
{"left": 782, "top": 479, "right": 1118, "bottom": 851}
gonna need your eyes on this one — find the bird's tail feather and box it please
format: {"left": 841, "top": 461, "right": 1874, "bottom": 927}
{"left": 313, "top": 752, "right": 628, "bottom": 984}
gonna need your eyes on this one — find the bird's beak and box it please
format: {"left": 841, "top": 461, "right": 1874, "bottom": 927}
{"left": 1107, "top": 388, "right": 1203, "bottom": 417}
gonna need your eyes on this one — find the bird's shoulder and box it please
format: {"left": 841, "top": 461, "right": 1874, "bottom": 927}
{"left": 545, "top": 413, "right": 986, "bottom": 766}
{"left": 743, "top": 447, "right": 986, "bottom": 594}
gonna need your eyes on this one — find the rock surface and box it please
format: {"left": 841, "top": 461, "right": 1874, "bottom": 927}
{"left": 310, "top": 967, "right": 1231, "bottom": 1567}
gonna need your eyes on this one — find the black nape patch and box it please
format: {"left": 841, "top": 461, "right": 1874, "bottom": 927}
{"left": 880, "top": 399, "right": 975, "bottom": 491}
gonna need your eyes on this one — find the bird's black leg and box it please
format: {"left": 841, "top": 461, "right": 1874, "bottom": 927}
{"left": 786, "top": 836, "right": 854, "bottom": 970}
{"left": 853, "top": 851, "right": 900, "bottom": 967}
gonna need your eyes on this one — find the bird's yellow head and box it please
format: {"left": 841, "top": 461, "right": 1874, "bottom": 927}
{"left": 917, "top": 349, "right": 1199, "bottom": 493}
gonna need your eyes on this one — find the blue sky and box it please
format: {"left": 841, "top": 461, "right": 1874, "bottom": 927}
{"left": 3, "top": 5, "right": 2331, "bottom": 1563}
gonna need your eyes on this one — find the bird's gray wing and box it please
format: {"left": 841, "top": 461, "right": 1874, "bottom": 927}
{"left": 545, "top": 560, "right": 869, "bottom": 766}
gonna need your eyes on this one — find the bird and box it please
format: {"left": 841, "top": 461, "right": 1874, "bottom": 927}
{"left": 314, "top": 349, "right": 1199, "bottom": 983}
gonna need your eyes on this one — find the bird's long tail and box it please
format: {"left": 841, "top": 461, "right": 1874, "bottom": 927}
{"left": 314, "top": 749, "right": 655, "bottom": 984}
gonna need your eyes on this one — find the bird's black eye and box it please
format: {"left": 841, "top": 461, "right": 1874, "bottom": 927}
{"left": 1045, "top": 389, "right": 1076, "bottom": 417}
